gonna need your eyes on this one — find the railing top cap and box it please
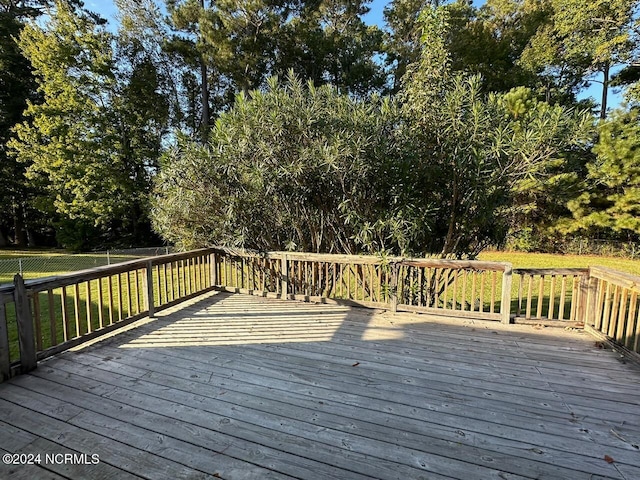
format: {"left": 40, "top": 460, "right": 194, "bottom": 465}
{"left": 19, "top": 248, "right": 213, "bottom": 291}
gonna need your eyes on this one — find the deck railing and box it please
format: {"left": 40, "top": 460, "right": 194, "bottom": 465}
{"left": 512, "top": 268, "right": 589, "bottom": 323}
{"left": 584, "top": 267, "right": 640, "bottom": 354}
{"left": 1, "top": 247, "right": 639, "bottom": 381}
{"left": 210, "top": 248, "right": 512, "bottom": 323}
{"left": 0, "top": 249, "right": 214, "bottom": 381}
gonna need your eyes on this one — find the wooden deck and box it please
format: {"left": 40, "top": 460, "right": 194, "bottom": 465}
{"left": 1, "top": 291, "right": 640, "bottom": 480}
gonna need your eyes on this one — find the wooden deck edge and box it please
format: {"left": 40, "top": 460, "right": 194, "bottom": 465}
{"left": 213, "top": 286, "right": 510, "bottom": 322}
{"left": 397, "top": 304, "right": 502, "bottom": 322}
{"left": 584, "top": 323, "right": 640, "bottom": 367}
{"left": 154, "top": 287, "right": 218, "bottom": 314}
{"left": 213, "top": 286, "right": 389, "bottom": 310}
{"left": 512, "top": 317, "right": 583, "bottom": 328}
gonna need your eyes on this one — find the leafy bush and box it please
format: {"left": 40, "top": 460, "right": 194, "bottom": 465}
{"left": 152, "top": 74, "right": 433, "bottom": 254}
{"left": 152, "top": 6, "right": 592, "bottom": 258}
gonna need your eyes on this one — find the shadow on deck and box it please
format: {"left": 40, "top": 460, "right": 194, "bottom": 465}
{"left": 1, "top": 291, "right": 640, "bottom": 480}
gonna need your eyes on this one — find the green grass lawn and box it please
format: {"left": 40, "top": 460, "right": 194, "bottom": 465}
{"left": 478, "top": 250, "right": 640, "bottom": 276}
{"left": 0, "top": 248, "right": 68, "bottom": 259}
{"left": 0, "top": 251, "right": 142, "bottom": 286}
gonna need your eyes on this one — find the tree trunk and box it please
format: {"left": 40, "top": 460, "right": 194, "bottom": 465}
{"left": 199, "top": 0, "right": 210, "bottom": 143}
{"left": 13, "top": 203, "right": 27, "bottom": 248}
{"left": 200, "top": 60, "right": 209, "bottom": 141}
{"left": 441, "top": 178, "right": 459, "bottom": 257}
{"left": 600, "top": 63, "right": 609, "bottom": 120}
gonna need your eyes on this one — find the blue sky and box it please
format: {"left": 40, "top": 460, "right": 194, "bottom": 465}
{"left": 89, "top": 0, "right": 620, "bottom": 110}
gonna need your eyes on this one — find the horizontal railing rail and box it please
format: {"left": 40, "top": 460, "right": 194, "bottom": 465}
{"left": 2, "top": 246, "right": 639, "bottom": 381}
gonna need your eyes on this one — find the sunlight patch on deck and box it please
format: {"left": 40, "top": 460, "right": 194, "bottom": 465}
{"left": 118, "top": 305, "right": 349, "bottom": 347}
{"left": 116, "top": 295, "right": 412, "bottom": 347}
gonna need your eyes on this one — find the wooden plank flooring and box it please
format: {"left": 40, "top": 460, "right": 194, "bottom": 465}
{"left": 1, "top": 291, "right": 640, "bottom": 480}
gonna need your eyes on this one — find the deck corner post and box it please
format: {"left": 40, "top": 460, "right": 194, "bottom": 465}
{"left": 576, "top": 273, "right": 589, "bottom": 325}
{"left": 390, "top": 262, "right": 399, "bottom": 313}
{"left": 13, "top": 274, "right": 37, "bottom": 372}
{"left": 281, "top": 254, "right": 289, "bottom": 300}
{"left": 146, "top": 260, "right": 155, "bottom": 318}
{"left": 500, "top": 264, "right": 513, "bottom": 324}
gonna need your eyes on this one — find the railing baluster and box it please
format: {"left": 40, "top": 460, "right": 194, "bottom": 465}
{"left": 609, "top": 285, "right": 621, "bottom": 338}
{"left": 570, "top": 276, "right": 579, "bottom": 322}
{"left": 536, "top": 275, "right": 544, "bottom": 319}
{"left": 126, "top": 271, "right": 132, "bottom": 318}
{"left": 625, "top": 292, "right": 638, "bottom": 349}
{"left": 97, "top": 277, "right": 104, "bottom": 329}
{"left": 460, "top": 270, "right": 467, "bottom": 311}
{"left": 558, "top": 276, "right": 567, "bottom": 321}
{"left": 62, "top": 286, "right": 70, "bottom": 341}
{"left": 501, "top": 266, "right": 512, "bottom": 324}
{"left": 281, "top": 254, "right": 288, "bottom": 299}
{"left": 181, "top": 259, "right": 187, "bottom": 295}
{"left": 616, "top": 288, "right": 628, "bottom": 342}
{"left": 548, "top": 276, "right": 556, "bottom": 320}
{"left": 146, "top": 260, "right": 155, "bottom": 318}
{"left": 48, "top": 289, "right": 56, "bottom": 347}
{"left": 490, "top": 271, "right": 497, "bottom": 314}
{"left": 164, "top": 263, "right": 170, "bottom": 302}
{"left": 73, "top": 283, "right": 81, "bottom": 337}
{"left": 85, "top": 281, "right": 93, "bottom": 334}
{"left": 33, "top": 291, "right": 42, "bottom": 351}
{"left": 451, "top": 270, "right": 458, "bottom": 310}
{"left": 168, "top": 262, "right": 175, "bottom": 301}
{"left": 525, "top": 275, "right": 533, "bottom": 319}
{"left": 442, "top": 269, "right": 449, "bottom": 309}
{"left": 108, "top": 275, "right": 114, "bottom": 325}
{"left": 601, "top": 282, "right": 612, "bottom": 333}
{"left": 470, "top": 271, "right": 477, "bottom": 312}
{"left": 117, "top": 273, "right": 124, "bottom": 321}
{"left": 155, "top": 264, "right": 162, "bottom": 305}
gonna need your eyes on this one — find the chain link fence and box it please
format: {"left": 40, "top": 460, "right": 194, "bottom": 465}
{"left": 559, "top": 237, "right": 640, "bottom": 258}
{"left": 0, "top": 247, "right": 173, "bottom": 285}
{"left": 504, "top": 233, "right": 640, "bottom": 259}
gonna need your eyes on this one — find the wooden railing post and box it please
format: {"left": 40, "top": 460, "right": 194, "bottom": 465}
{"left": 500, "top": 264, "right": 513, "bottom": 324}
{"left": 576, "top": 273, "right": 589, "bottom": 325}
{"left": 13, "top": 274, "right": 36, "bottom": 372}
{"left": 146, "top": 260, "right": 155, "bottom": 318}
{"left": 0, "top": 297, "right": 11, "bottom": 381}
{"left": 281, "top": 254, "right": 289, "bottom": 300}
{"left": 585, "top": 268, "right": 598, "bottom": 328}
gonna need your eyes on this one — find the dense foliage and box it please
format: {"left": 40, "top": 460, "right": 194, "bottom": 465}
{"left": 1, "top": 0, "right": 640, "bottom": 255}
{"left": 153, "top": 8, "right": 593, "bottom": 257}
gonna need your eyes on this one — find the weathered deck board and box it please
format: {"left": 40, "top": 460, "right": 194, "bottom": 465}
{"left": 1, "top": 291, "right": 639, "bottom": 480}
